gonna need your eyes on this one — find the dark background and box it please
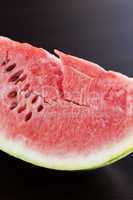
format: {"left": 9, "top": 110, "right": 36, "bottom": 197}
{"left": 0, "top": 0, "right": 133, "bottom": 200}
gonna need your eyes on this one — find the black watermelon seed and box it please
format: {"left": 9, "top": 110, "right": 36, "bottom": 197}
{"left": 8, "top": 90, "right": 17, "bottom": 98}
{"left": 8, "top": 70, "right": 23, "bottom": 82}
{"left": 6, "top": 63, "right": 16, "bottom": 72}
{"left": 25, "top": 112, "right": 32, "bottom": 121}
{"left": 37, "top": 105, "right": 43, "bottom": 112}
{"left": 10, "top": 102, "right": 17, "bottom": 110}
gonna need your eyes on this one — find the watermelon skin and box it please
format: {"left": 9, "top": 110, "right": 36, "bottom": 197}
{"left": 0, "top": 36, "right": 133, "bottom": 170}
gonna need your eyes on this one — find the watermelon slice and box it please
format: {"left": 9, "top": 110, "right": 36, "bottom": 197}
{"left": 0, "top": 36, "right": 133, "bottom": 171}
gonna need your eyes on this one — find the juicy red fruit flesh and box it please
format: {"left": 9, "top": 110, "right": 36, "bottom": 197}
{"left": 0, "top": 37, "right": 133, "bottom": 158}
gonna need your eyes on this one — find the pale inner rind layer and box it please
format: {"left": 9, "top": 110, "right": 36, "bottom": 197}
{"left": 0, "top": 128, "right": 133, "bottom": 170}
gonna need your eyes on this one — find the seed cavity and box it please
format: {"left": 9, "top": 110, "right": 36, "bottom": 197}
{"left": 10, "top": 102, "right": 17, "bottom": 110}
{"left": 2, "top": 51, "right": 10, "bottom": 65}
{"left": 8, "top": 70, "right": 23, "bottom": 82}
{"left": 8, "top": 90, "right": 17, "bottom": 98}
{"left": 37, "top": 105, "right": 43, "bottom": 112}
{"left": 17, "top": 104, "right": 26, "bottom": 113}
{"left": 6, "top": 63, "right": 16, "bottom": 72}
{"left": 15, "top": 74, "right": 27, "bottom": 84}
{"left": 23, "top": 83, "right": 30, "bottom": 91}
{"left": 25, "top": 92, "right": 31, "bottom": 98}
{"left": 2, "top": 58, "right": 10, "bottom": 66}
{"left": 25, "top": 111, "right": 32, "bottom": 121}
{"left": 31, "top": 95, "right": 38, "bottom": 104}
{"left": 2, "top": 61, "right": 6, "bottom": 65}
{"left": 44, "top": 97, "right": 49, "bottom": 104}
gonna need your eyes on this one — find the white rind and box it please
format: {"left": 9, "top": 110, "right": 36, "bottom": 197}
{"left": 0, "top": 128, "right": 133, "bottom": 170}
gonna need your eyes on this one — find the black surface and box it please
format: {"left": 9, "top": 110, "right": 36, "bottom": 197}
{"left": 0, "top": 1, "right": 133, "bottom": 200}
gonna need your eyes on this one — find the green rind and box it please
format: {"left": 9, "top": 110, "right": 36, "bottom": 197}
{"left": 90, "top": 146, "right": 133, "bottom": 171}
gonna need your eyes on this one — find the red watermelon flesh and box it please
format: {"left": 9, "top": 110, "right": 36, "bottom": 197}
{"left": 54, "top": 49, "right": 106, "bottom": 78}
{"left": 0, "top": 36, "right": 133, "bottom": 170}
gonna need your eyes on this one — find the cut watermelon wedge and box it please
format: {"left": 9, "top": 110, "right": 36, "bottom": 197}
{"left": 0, "top": 36, "right": 133, "bottom": 171}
